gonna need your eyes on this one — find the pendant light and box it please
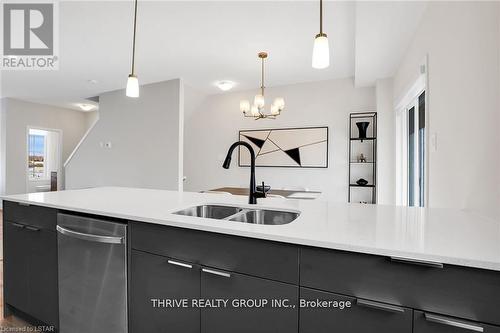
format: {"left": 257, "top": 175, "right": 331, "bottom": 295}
{"left": 239, "top": 52, "right": 285, "bottom": 120}
{"left": 312, "top": 0, "right": 330, "bottom": 69}
{"left": 126, "top": 0, "right": 139, "bottom": 97}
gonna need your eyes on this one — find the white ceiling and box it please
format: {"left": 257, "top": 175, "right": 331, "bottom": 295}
{"left": 1, "top": 1, "right": 427, "bottom": 111}
{"left": 355, "top": 1, "right": 428, "bottom": 87}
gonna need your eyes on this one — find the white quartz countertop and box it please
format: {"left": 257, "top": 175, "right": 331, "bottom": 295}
{"left": 2, "top": 187, "right": 500, "bottom": 271}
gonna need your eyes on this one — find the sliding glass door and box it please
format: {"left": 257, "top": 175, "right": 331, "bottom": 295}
{"left": 408, "top": 106, "right": 416, "bottom": 206}
{"left": 396, "top": 90, "right": 426, "bottom": 207}
{"left": 417, "top": 92, "right": 425, "bottom": 206}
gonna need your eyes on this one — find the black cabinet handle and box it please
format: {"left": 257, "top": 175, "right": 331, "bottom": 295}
{"left": 389, "top": 256, "right": 443, "bottom": 268}
{"left": 202, "top": 268, "right": 231, "bottom": 278}
{"left": 356, "top": 299, "right": 405, "bottom": 313}
{"left": 167, "top": 260, "right": 192, "bottom": 269}
{"left": 25, "top": 225, "right": 40, "bottom": 232}
{"left": 425, "top": 313, "right": 484, "bottom": 332}
{"left": 11, "top": 222, "right": 25, "bottom": 229}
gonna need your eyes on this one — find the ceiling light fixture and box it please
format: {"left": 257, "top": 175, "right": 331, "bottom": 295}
{"left": 312, "top": 0, "right": 330, "bottom": 69}
{"left": 77, "top": 103, "right": 96, "bottom": 112}
{"left": 216, "top": 81, "right": 235, "bottom": 91}
{"left": 239, "top": 52, "right": 284, "bottom": 120}
{"left": 126, "top": 0, "right": 139, "bottom": 98}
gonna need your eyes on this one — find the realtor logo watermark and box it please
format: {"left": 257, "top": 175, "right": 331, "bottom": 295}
{"left": 1, "top": 1, "right": 59, "bottom": 70}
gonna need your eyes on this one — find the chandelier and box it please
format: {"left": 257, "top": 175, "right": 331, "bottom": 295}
{"left": 239, "top": 52, "right": 285, "bottom": 120}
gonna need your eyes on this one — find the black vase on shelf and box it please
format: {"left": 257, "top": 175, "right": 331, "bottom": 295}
{"left": 356, "top": 178, "right": 369, "bottom": 186}
{"left": 356, "top": 121, "right": 370, "bottom": 139}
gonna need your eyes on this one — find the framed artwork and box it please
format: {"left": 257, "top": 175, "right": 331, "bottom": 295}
{"left": 238, "top": 126, "right": 328, "bottom": 168}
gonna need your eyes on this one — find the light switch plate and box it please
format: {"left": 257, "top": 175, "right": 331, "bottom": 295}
{"left": 430, "top": 132, "right": 437, "bottom": 152}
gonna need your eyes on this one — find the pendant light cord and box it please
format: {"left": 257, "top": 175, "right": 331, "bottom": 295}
{"left": 319, "top": 0, "right": 323, "bottom": 34}
{"left": 131, "top": 0, "right": 138, "bottom": 75}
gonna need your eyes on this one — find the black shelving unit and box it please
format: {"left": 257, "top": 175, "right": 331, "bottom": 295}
{"left": 348, "top": 112, "right": 377, "bottom": 204}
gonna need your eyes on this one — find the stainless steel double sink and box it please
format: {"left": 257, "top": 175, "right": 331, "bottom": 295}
{"left": 172, "top": 204, "right": 299, "bottom": 225}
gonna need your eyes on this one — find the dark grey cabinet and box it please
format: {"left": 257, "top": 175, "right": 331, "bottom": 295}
{"left": 3, "top": 217, "right": 58, "bottom": 328}
{"left": 300, "top": 246, "right": 500, "bottom": 326}
{"left": 201, "top": 268, "right": 298, "bottom": 333}
{"left": 130, "top": 250, "right": 201, "bottom": 333}
{"left": 3, "top": 222, "right": 30, "bottom": 312}
{"left": 130, "top": 222, "right": 299, "bottom": 332}
{"left": 130, "top": 251, "right": 299, "bottom": 333}
{"left": 3, "top": 201, "right": 57, "bottom": 230}
{"left": 26, "top": 227, "right": 58, "bottom": 327}
{"left": 414, "top": 311, "right": 500, "bottom": 333}
{"left": 130, "top": 222, "right": 299, "bottom": 284}
{"left": 300, "top": 288, "right": 412, "bottom": 333}
{"left": 130, "top": 221, "right": 500, "bottom": 333}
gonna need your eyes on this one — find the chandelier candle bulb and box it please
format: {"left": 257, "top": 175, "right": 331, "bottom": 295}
{"left": 254, "top": 94, "right": 265, "bottom": 109}
{"left": 251, "top": 105, "right": 260, "bottom": 116}
{"left": 240, "top": 100, "right": 251, "bottom": 114}
{"left": 271, "top": 104, "right": 279, "bottom": 115}
{"left": 274, "top": 97, "right": 285, "bottom": 109}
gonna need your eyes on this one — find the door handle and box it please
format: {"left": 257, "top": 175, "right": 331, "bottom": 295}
{"left": 167, "top": 260, "right": 192, "bottom": 269}
{"left": 389, "top": 256, "right": 443, "bottom": 268}
{"left": 56, "top": 225, "right": 124, "bottom": 244}
{"left": 425, "top": 313, "right": 484, "bottom": 332}
{"left": 202, "top": 268, "right": 231, "bottom": 278}
{"left": 11, "top": 222, "right": 25, "bottom": 229}
{"left": 357, "top": 299, "right": 405, "bottom": 313}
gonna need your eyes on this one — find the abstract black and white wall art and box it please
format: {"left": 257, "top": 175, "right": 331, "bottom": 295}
{"left": 238, "top": 127, "right": 328, "bottom": 168}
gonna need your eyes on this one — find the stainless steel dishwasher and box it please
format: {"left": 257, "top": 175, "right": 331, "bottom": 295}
{"left": 56, "top": 213, "right": 127, "bottom": 333}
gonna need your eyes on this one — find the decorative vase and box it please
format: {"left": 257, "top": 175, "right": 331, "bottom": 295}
{"left": 356, "top": 121, "right": 370, "bottom": 139}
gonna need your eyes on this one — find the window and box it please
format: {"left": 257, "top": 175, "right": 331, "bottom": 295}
{"left": 28, "top": 129, "right": 47, "bottom": 180}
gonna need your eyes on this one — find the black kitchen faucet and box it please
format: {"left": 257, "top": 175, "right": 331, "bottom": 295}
{"left": 222, "top": 141, "right": 266, "bottom": 204}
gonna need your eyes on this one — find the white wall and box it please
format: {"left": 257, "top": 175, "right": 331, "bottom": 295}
{"left": 376, "top": 78, "right": 395, "bottom": 205}
{"left": 183, "top": 84, "right": 208, "bottom": 187}
{"left": 184, "top": 78, "right": 376, "bottom": 202}
{"left": 1, "top": 98, "right": 91, "bottom": 195}
{"left": 394, "top": 1, "right": 500, "bottom": 219}
{"left": 65, "top": 79, "right": 184, "bottom": 191}
{"left": 84, "top": 110, "right": 99, "bottom": 129}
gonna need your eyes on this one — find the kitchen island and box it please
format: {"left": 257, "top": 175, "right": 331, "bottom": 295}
{"left": 2, "top": 187, "right": 500, "bottom": 333}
